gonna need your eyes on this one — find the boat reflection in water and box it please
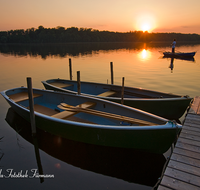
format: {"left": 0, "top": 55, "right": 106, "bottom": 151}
{"left": 162, "top": 55, "right": 195, "bottom": 73}
{"left": 5, "top": 107, "right": 166, "bottom": 187}
{"left": 163, "top": 55, "right": 195, "bottom": 62}
{"left": 169, "top": 58, "right": 174, "bottom": 73}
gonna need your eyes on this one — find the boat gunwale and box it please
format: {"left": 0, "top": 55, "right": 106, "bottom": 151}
{"left": 42, "top": 80, "right": 192, "bottom": 101}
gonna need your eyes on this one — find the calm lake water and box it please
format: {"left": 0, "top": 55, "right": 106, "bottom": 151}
{"left": 0, "top": 42, "right": 200, "bottom": 189}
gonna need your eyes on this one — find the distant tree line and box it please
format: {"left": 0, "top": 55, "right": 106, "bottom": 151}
{"left": 1, "top": 25, "right": 200, "bottom": 43}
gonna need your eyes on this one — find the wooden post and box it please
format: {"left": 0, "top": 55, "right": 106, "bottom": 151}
{"left": 33, "top": 136, "right": 44, "bottom": 183}
{"left": 77, "top": 71, "right": 81, "bottom": 95}
{"left": 110, "top": 62, "right": 114, "bottom": 85}
{"left": 121, "top": 77, "right": 125, "bottom": 105}
{"left": 27, "top": 77, "right": 36, "bottom": 135}
{"left": 69, "top": 58, "right": 72, "bottom": 80}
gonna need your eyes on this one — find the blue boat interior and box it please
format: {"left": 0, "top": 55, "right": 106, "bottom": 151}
{"left": 6, "top": 88, "right": 158, "bottom": 126}
{"left": 47, "top": 79, "right": 180, "bottom": 99}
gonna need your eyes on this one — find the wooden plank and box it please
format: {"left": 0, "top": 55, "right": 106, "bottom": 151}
{"left": 52, "top": 101, "right": 96, "bottom": 119}
{"left": 179, "top": 132, "right": 200, "bottom": 142}
{"left": 186, "top": 113, "right": 200, "bottom": 119}
{"left": 168, "top": 159, "right": 200, "bottom": 176}
{"left": 157, "top": 185, "right": 173, "bottom": 190}
{"left": 164, "top": 167, "right": 200, "bottom": 187}
{"left": 33, "top": 104, "right": 58, "bottom": 116}
{"left": 176, "top": 140, "right": 200, "bottom": 154}
{"left": 177, "top": 137, "right": 200, "bottom": 147}
{"left": 184, "top": 122, "right": 200, "bottom": 130}
{"left": 160, "top": 175, "right": 199, "bottom": 190}
{"left": 188, "top": 96, "right": 200, "bottom": 114}
{"left": 184, "top": 118, "right": 200, "bottom": 125}
{"left": 183, "top": 124, "right": 200, "bottom": 132}
{"left": 49, "top": 82, "right": 73, "bottom": 88}
{"left": 184, "top": 114, "right": 200, "bottom": 122}
{"left": 181, "top": 128, "right": 200, "bottom": 137}
{"left": 97, "top": 90, "right": 116, "bottom": 97}
{"left": 171, "top": 153, "right": 200, "bottom": 168}
{"left": 52, "top": 109, "right": 77, "bottom": 119}
{"left": 8, "top": 92, "right": 42, "bottom": 102}
{"left": 173, "top": 147, "right": 200, "bottom": 160}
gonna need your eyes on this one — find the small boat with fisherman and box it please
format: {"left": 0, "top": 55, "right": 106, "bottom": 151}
{"left": 163, "top": 51, "right": 196, "bottom": 58}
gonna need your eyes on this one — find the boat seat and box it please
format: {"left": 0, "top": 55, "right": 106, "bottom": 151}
{"left": 52, "top": 101, "right": 96, "bottom": 119}
{"left": 97, "top": 90, "right": 116, "bottom": 97}
{"left": 8, "top": 92, "right": 43, "bottom": 103}
{"left": 49, "top": 82, "right": 73, "bottom": 88}
{"left": 33, "top": 104, "right": 59, "bottom": 116}
{"left": 28, "top": 104, "right": 96, "bottom": 124}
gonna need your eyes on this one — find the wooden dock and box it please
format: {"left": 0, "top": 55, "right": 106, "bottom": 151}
{"left": 158, "top": 96, "right": 200, "bottom": 190}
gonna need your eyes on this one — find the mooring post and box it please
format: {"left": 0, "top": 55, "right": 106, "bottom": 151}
{"left": 27, "top": 77, "right": 36, "bottom": 135}
{"left": 69, "top": 58, "right": 72, "bottom": 80}
{"left": 110, "top": 62, "right": 114, "bottom": 85}
{"left": 121, "top": 77, "right": 125, "bottom": 104}
{"left": 77, "top": 71, "right": 81, "bottom": 95}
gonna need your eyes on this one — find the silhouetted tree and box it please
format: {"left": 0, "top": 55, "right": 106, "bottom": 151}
{"left": 0, "top": 26, "right": 200, "bottom": 43}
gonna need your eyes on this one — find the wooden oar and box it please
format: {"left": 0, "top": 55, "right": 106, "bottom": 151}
{"left": 58, "top": 103, "right": 157, "bottom": 126}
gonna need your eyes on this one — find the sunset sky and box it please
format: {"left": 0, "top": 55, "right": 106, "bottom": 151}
{"left": 1, "top": 0, "right": 200, "bottom": 34}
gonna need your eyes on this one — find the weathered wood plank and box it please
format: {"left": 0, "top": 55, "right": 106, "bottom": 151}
{"left": 97, "top": 90, "right": 116, "bottom": 97}
{"left": 160, "top": 175, "right": 200, "bottom": 190}
{"left": 179, "top": 132, "right": 200, "bottom": 142}
{"left": 168, "top": 159, "right": 200, "bottom": 176}
{"left": 176, "top": 140, "right": 200, "bottom": 154}
{"left": 164, "top": 167, "right": 200, "bottom": 187}
{"left": 181, "top": 128, "right": 200, "bottom": 137}
{"left": 157, "top": 185, "right": 173, "bottom": 190}
{"left": 184, "top": 120, "right": 200, "bottom": 127}
{"left": 184, "top": 122, "right": 200, "bottom": 129}
{"left": 33, "top": 104, "right": 58, "bottom": 116}
{"left": 186, "top": 112, "right": 200, "bottom": 118}
{"left": 173, "top": 147, "right": 200, "bottom": 160}
{"left": 183, "top": 124, "right": 200, "bottom": 133}
{"left": 184, "top": 114, "right": 200, "bottom": 122}
{"left": 177, "top": 137, "right": 200, "bottom": 147}
{"left": 171, "top": 153, "right": 200, "bottom": 167}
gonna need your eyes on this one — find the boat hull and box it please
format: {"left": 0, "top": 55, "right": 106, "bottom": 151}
{"left": 6, "top": 107, "right": 166, "bottom": 186}
{"left": 1, "top": 87, "right": 182, "bottom": 154}
{"left": 163, "top": 51, "right": 196, "bottom": 58}
{"left": 42, "top": 79, "right": 192, "bottom": 120}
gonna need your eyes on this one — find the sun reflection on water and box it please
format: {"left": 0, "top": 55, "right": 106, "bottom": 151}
{"left": 138, "top": 49, "right": 151, "bottom": 61}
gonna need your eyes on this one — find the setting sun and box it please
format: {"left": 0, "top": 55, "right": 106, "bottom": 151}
{"left": 135, "top": 14, "right": 156, "bottom": 32}
{"left": 141, "top": 23, "right": 151, "bottom": 32}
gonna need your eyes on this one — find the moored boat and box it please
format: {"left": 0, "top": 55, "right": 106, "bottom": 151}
{"left": 1, "top": 87, "right": 182, "bottom": 154}
{"left": 5, "top": 107, "right": 167, "bottom": 186}
{"left": 42, "top": 79, "right": 193, "bottom": 120}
